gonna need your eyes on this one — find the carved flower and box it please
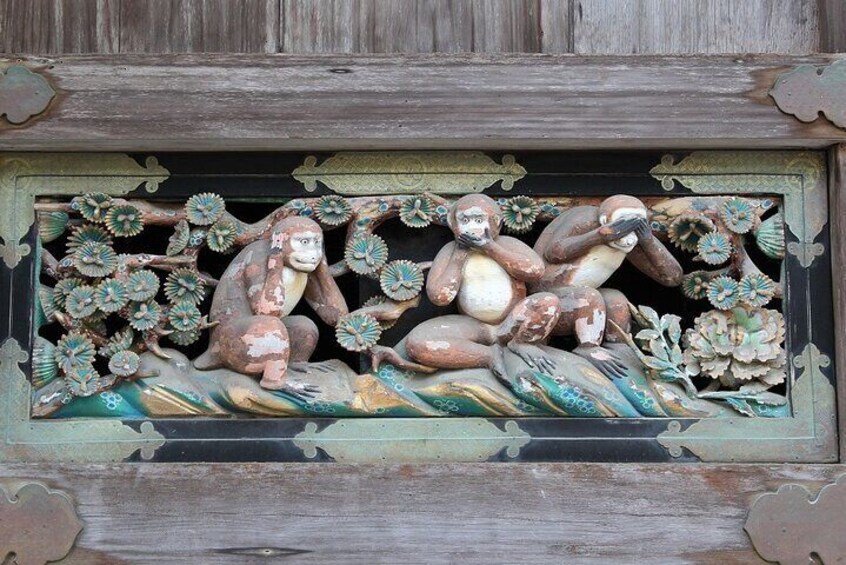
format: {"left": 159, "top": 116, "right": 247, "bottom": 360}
{"left": 168, "top": 301, "right": 201, "bottom": 332}
{"left": 683, "top": 305, "right": 787, "bottom": 388}
{"left": 166, "top": 220, "right": 191, "bottom": 256}
{"left": 32, "top": 337, "right": 59, "bottom": 389}
{"left": 164, "top": 269, "right": 205, "bottom": 304}
{"left": 739, "top": 273, "right": 776, "bottom": 308}
{"left": 399, "top": 195, "right": 435, "bottom": 228}
{"left": 98, "top": 327, "right": 135, "bottom": 358}
{"left": 52, "top": 277, "right": 84, "bottom": 310}
{"left": 681, "top": 270, "right": 714, "bottom": 300}
{"left": 501, "top": 196, "right": 539, "bottom": 233}
{"left": 379, "top": 260, "right": 424, "bottom": 301}
{"left": 169, "top": 329, "right": 201, "bottom": 346}
{"left": 336, "top": 312, "right": 382, "bottom": 352}
{"left": 54, "top": 331, "right": 95, "bottom": 373}
{"left": 95, "top": 278, "right": 129, "bottom": 313}
{"left": 128, "top": 300, "right": 162, "bottom": 331}
{"left": 108, "top": 350, "right": 140, "bottom": 377}
{"left": 126, "top": 269, "right": 160, "bottom": 301}
{"left": 65, "top": 364, "right": 101, "bottom": 397}
{"left": 754, "top": 211, "right": 785, "bottom": 260}
{"left": 707, "top": 275, "right": 740, "bottom": 310}
{"left": 72, "top": 192, "right": 112, "bottom": 223}
{"left": 185, "top": 193, "right": 225, "bottom": 225}
{"left": 314, "top": 195, "right": 352, "bottom": 226}
{"left": 697, "top": 232, "right": 733, "bottom": 265}
{"left": 344, "top": 234, "right": 389, "bottom": 275}
{"left": 668, "top": 214, "right": 715, "bottom": 252}
{"left": 73, "top": 241, "right": 118, "bottom": 277}
{"left": 105, "top": 204, "right": 144, "bottom": 237}
{"left": 206, "top": 219, "right": 238, "bottom": 253}
{"left": 65, "top": 285, "right": 98, "bottom": 318}
{"left": 66, "top": 224, "right": 112, "bottom": 252}
{"left": 720, "top": 198, "right": 756, "bottom": 234}
{"left": 38, "top": 211, "right": 69, "bottom": 243}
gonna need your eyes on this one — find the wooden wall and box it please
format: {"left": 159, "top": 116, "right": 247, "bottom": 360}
{"left": 1, "top": 0, "right": 841, "bottom": 55}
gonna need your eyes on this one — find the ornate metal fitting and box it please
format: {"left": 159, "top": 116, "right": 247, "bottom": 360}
{"left": 0, "top": 65, "right": 56, "bottom": 125}
{"left": 746, "top": 473, "right": 846, "bottom": 564}
{"left": 770, "top": 60, "right": 846, "bottom": 130}
{"left": 0, "top": 481, "right": 83, "bottom": 565}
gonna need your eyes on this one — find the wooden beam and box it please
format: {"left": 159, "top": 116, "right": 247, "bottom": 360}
{"left": 819, "top": 0, "right": 846, "bottom": 53}
{"left": 830, "top": 144, "right": 846, "bottom": 462}
{"left": 1, "top": 54, "right": 845, "bottom": 152}
{"left": 0, "top": 462, "right": 842, "bottom": 563}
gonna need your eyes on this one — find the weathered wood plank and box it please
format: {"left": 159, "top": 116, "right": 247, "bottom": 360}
{"left": 471, "top": 0, "right": 541, "bottom": 53}
{"left": 1, "top": 54, "right": 845, "bottom": 151}
{"left": 830, "top": 144, "right": 846, "bottom": 463}
{"left": 540, "top": 0, "right": 573, "bottom": 53}
{"left": 818, "top": 0, "right": 846, "bottom": 52}
{"left": 0, "top": 0, "right": 119, "bottom": 54}
{"left": 119, "top": 0, "right": 279, "bottom": 54}
{"left": 573, "top": 0, "right": 820, "bottom": 55}
{"left": 0, "top": 462, "right": 841, "bottom": 563}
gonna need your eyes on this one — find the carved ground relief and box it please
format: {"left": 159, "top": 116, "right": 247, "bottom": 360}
{"left": 29, "top": 157, "right": 793, "bottom": 421}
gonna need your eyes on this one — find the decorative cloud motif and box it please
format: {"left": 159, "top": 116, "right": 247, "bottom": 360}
{"left": 770, "top": 60, "right": 846, "bottom": 129}
{"left": 0, "top": 65, "right": 56, "bottom": 125}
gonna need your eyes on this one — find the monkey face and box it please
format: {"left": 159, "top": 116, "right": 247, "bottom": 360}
{"left": 285, "top": 230, "right": 324, "bottom": 272}
{"left": 600, "top": 206, "right": 647, "bottom": 252}
{"left": 454, "top": 206, "right": 492, "bottom": 240}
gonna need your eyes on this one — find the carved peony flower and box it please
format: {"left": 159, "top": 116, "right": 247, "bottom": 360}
{"left": 697, "top": 232, "right": 733, "bottom": 265}
{"left": 95, "top": 278, "right": 129, "bottom": 313}
{"left": 166, "top": 220, "right": 191, "bottom": 256}
{"left": 52, "top": 277, "right": 84, "bottom": 310}
{"left": 379, "top": 260, "right": 424, "bottom": 301}
{"left": 668, "top": 214, "right": 715, "bottom": 252}
{"left": 98, "top": 327, "right": 135, "bottom": 358}
{"left": 336, "top": 312, "right": 382, "bottom": 352}
{"left": 105, "top": 204, "right": 144, "bottom": 237}
{"left": 706, "top": 275, "right": 740, "bottom": 310}
{"left": 185, "top": 193, "right": 225, "bottom": 225}
{"left": 126, "top": 269, "right": 160, "bottom": 302}
{"left": 108, "top": 350, "right": 140, "bottom": 377}
{"left": 501, "top": 196, "right": 539, "bottom": 233}
{"left": 66, "top": 224, "right": 112, "bottom": 252}
{"left": 314, "top": 195, "right": 352, "bottom": 226}
{"left": 73, "top": 241, "right": 118, "bottom": 277}
{"left": 344, "top": 234, "right": 389, "bottom": 275}
{"left": 739, "top": 273, "right": 777, "bottom": 308}
{"left": 128, "top": 300, "right": 162, "bottom": 331}
{"left": 206, "top": 219, "right": 238, "bottom": 253}
{"left": 72, "top": 192, "right": 112, "bottom": 223}
{"left": 681, "top": 270, "right": 714, "bottom": 300}
{"left": 399, "top": 195, "right": 435, "bottom": 228}
{"left": 168, "top": 301, "right": 201, "bottom": 332}
{"left": 164, "top": 269, "right": 205, "bottom": 304}
{"left": 54, "top": 331, "right": 95, "bottom": 373}
{"left": 683, "top": 305, "right": 787, "bottom": 388}
{"left": 65, "top": 285, "right": 98, "bottom": 318}
{"left": 720, "top": 198, "right": 756, "bottom": 234}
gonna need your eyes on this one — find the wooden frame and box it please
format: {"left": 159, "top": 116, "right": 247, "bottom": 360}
{"left": 1, "top": 54, "right": 845, "bottom": 562}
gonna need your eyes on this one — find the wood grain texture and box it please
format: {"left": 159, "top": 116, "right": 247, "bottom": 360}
{"left": 0, "top": 462, "right": 842, "bottom": 563}
{"left": 470, "top": 0, "right": 541, "bottom": 53}
{"left": 0, "top": 0, "right": 119, "bottom": 54}
{"left": 119, "top": 0, "right": 279, "bottom": 53}
{"left": 540, "top": 0, "right": 573, "bottom": 53}
{"left": 818, "top": 0, "right": 846, "bottom": 52}
{"left": 573, "top": 0, "right": 821, "bottom": 54}
{"left": 829, "top": 144, "right": 846, "bottom": 462}
{"left": 1, "top": 54, "right": 845, "bottom": 151}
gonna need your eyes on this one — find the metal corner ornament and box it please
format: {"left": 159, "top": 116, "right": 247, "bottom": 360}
{"left": 769, "top": 59, "right": 846, "bottom": 130}
{"left": 0, "top": 65, "right": 56, "bottom": 125}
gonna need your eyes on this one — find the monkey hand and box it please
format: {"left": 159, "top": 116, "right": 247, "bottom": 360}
{"left": 457, "top": 231, "right": 491, "bottom": 249}
{"left": 632, "top": 216, "right": 653, "bottom": 240}
{"left": 598, "top": 217, "right": 641, "bottom": 242}
{"left": 280, "top": 381, "right": 321, "bottom": 402}
{"left": 507, "top": 342, "right": 557, "bottom": 375}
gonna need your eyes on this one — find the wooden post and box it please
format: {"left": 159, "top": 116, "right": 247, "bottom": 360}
{"left": 829, "top": 144, "right": 846, "bottom": 461}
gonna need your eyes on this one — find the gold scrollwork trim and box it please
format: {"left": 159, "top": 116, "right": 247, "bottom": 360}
{"left": 294, "top": 418, "right": 530, "bottom": 462}
{"left": 650, "top": 151, "right": 826, "bottom": 266}
{"left": 292, "top": 151, "right": 526, "bottom": 195}
{"left": 658, "top": 344, "right": 837, "bottom": 462}
{"left": 0, "top": 338, "right": 165, "bottom": 462}
{"left": 0, "top": 153, "right": 169, "bottom": 268}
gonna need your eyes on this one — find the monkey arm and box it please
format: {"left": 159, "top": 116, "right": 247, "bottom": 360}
{"left": 627, "top": 238, "right": 684, "bottom": 287}
{"left": 485, "top": 236, "right": 545, "bottom": 282}
{"left": 543, "top": 228, "right": 605, "bottom": 264}
{"left": 305, "top": 259, "right": 349, "bottom": 326}
{"left": 426, "top": 242, "right": 468, "bottom": 306}
{"left": 240, "top": 251, "right": 285, "bottom": 317}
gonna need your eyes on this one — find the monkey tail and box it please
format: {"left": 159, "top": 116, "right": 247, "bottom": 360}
{"left": 193, "top": 347, "right": 223, "bottom": 371}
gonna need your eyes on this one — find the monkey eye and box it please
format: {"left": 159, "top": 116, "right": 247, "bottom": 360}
{"left": 300, "top": 239, "right": 309, "bottom": 245}
{"left": 475, "top": 218, "right": 483, "bottom": 224}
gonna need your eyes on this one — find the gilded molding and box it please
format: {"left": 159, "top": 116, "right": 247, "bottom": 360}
{"left": 745, "top": 473, "right": 846, "bottom": 564}
{"left": 292, "top": 152, "right": 526, "bottom": 194}
{"left": 0, "top": 481, "right": 83, "bottom": 565}
{"left": 770, "top": 60, "right": 846, "bottom": 130}
{"left": 0, "top": 153, "right": 169, "bottom": 268}
{"left": 0, "top": 65, "right": 55, "bottom": 125}
{"left": 658, "top": 344, "right": 837, "bottom": 462}
{"left": 294, "top": 419, "right": 530, "bottom": 462}
{"left": 650, "top": 151, "right": 827, "bottom": 267}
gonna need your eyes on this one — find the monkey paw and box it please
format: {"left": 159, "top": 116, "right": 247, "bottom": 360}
{"left": 573, "top": 345, "right": 629, "bottom": 380}
{"left": 507, "top": 342, "right": 556, "bottom": 375}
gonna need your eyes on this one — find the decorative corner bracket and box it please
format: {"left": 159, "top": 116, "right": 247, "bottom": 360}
{"left": 745, "top": 473, "right": 846, "bottom": 564}
{"left": 0, "top": 65, "right": 56, "bottom": 125}
{"left": 770, "top": 60, "right": 846, "bottom": 130}
{"left": 0, "top": 481, "right": 83, "bottom": 565}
